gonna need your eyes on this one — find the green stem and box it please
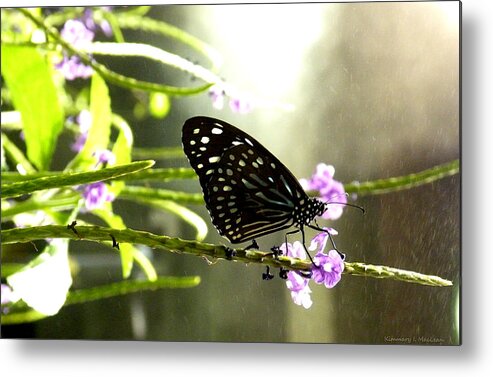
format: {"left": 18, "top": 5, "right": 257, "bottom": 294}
{"left": 120, "top": 168, "right": 197, "bottom": 181}
{"left": 132, "top": 147, "right": 185, "bottom": 160}
{"left": 1, "top": 193, "right": 80, "bottom": 219}
{"left": 114, "top": 13, "right": 222, "bottom": 71}
{"left": 1, "top": 225, "right": 453, "bottom": 287}
{"left": 1, "top": 132, "right": 36, "bottom": 174}
{"left": 1, "top": 168, "right": 197, "bottom": 183}
{"left": 18, "top": 9, "right": 213, "bottom": 96}
{"left": 79, "top": 42, "right": 222, "bottom": 88}
{"left": 1, "top": 160, "right": 155, "bottom": 199}
{"left": 119, "top": 185, "right": 204, "bottom": 205}
{"left": 1, "top": 276, "right": 201, "bottom": 325}
{"left": 343, "top": 159, "right": 459, "bottom": 196}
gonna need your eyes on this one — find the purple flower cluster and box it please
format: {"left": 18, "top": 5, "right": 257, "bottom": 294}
{"left": 281, "top": 229, "right": 345, "bottom": 309}
{"left": 281, "top": 242, "right": 313, "bottom": 309}
{"left": 69, "top": 109, "right": 116, "bottom": 211}
{"left": 82, "top": 8, "right": 113, "bottom": 37}
{"left": 208, "top": 85, "right": 253, "bottom": 114}
{"left": 299, "top": 163, "right": 347, "bottom": 220}
{"left": 93, "top": 149, "right": 116, "bottom": 167}
{"left": 309, "top": 230, "right": 345, "bottom": 289}
{"left": 55, "top": 8, "right": 114, "bottom": 81}
{"left": 79, "top": 149, "right": 117, "bottom": 210}
{"left": 56, "top": 55, "right": 94, "bottom": 81}
{"left": 55, "top": 19, "right": 94, "bottom": 80}
{"left": 71, "top": 110, "right": 92, "bottom": 152}
{"left": 82, "top": 182, "right": 115, "bottom": 211}
{"left": 60, "top": 19, "right": 95, "bottom": 46}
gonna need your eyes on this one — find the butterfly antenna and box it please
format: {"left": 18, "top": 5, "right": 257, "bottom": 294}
{"left": 322, "top": 192, "right": 365, "bottom": 214}
{"left": 326, "top": 201, "right": 365, "bottom": 214}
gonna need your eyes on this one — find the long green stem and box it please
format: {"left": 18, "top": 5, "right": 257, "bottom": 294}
{"left": 18, "top": 9, "right": 214, "bottom": 96}
{"left": 1, "top": 276, "right": 201, "bottom": 325}
{"left": 1, "top": 168, "right": 196, "bottom": 183}
{"left": 119, "top": 185, "right": 204, "bottom": 204}
{"left": 1, "top": 225, "right": 453, "bottom": 287}
{"left": 343, "top": 159, "right": 459, "bottom": 196}
{"left": 1, "top": 194, "right": 80, "bottom": 219}
{"left": 132, "top": 147, "right": 185, "bottom": 160}
{"left": 79, "top": 41, "right": 222, "bottom": 87}
{"left": 1, "top": 160, "right": 154, "bottom": 199}
{"left": 114, "top": 13, "right": 222, "bottom": 71}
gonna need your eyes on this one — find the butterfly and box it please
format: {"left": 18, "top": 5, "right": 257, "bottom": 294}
{"left": 182, "top": 116, "right": 343, "bottom": 263}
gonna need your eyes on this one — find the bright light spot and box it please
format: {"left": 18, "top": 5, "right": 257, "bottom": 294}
{"left": 209, "top": 4, "right": 327, "bottom": 97}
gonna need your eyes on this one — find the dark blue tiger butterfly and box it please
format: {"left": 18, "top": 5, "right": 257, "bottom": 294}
{"left": 182, "top": 116, "right": 344, "bottom": 266}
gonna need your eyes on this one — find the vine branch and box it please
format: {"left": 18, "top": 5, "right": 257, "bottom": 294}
{"left": 2, "top": 225, "right": 453, "bottom": 287}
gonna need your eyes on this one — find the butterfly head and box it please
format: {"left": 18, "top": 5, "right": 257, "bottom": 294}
{"left": 314, "top": 198, "right": 328, "bottom": 218}
{"left": 299, "top": 197, "right": 327, "bottom": 225}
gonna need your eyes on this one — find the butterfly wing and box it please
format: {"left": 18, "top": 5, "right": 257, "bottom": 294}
{"left": 182, "top": 116, "right": 309, "bottom": 243}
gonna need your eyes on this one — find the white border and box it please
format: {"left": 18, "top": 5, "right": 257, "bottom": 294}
{"left": 2, "top": 0, "right": 492, "bottom": 376}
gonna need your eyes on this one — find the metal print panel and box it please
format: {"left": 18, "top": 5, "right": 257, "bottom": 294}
{"left": 1, "top": 1, "right": 460, "bottom": 345}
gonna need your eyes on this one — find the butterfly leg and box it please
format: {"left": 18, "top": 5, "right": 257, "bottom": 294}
{"left": 225, "top": 247, "right": 236, "bottom": 260}
{"left": 262, "top": 266, "right": 274, "bottom": 280}
{"left": 300, "top": 226, "right": 316, "bottom": 266}
{"left": 307, "top": 224, "right": 346, "bottom": 260}
{"left": 243, "top": 239, "right": 259, "bottom": 251}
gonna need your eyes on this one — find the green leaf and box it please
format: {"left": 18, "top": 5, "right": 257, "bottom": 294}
{"left": 68, "top": 73, "right": 111, "bottom": 170}
{"left": 7, "top": 239, "right": 72, "bottom": 316}
{"left": 1, "top": 160, "right": 155, "bottom": 199}
{"left": 1, "top": 132, "right": 36, "bottom": 174}
{"left": 1, "top": 44, "right": 64, "bottom": 171}
{"left": 93, "top": 209, "right": 157, "bottom": 281}
{"left": 149, "top": 92, "right": 170, "bottom": 119}
{"left": 134, "top": 198, "right": 208, "bottom": 241}
{"left": 111, "top": 114, "right": 134, "bottom": 195}
{"left": 111, "top": 114, "right": 133, "bottom": 166}
{"left": 92, "top": 208, "right": 134, "bottom": 279}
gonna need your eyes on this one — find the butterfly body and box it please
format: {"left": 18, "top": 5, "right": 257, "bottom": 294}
{"left": 182, "top": 116, "right": 327, "bottom": 245}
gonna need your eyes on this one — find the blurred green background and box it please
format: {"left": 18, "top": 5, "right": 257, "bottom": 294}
{"left": 2, "top": 2, "right": 460, "bottom": 344}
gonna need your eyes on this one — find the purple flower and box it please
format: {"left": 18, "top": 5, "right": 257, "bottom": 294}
{"left": 71, "top": 110, "right": 92, "bottom": 152}
{"left": 71, "top": 132, "right": 88, "bottom": 152}
{"left": 308, "top": 227, "right": 337, "bottom": 253}
{"left": 280, "top": 242, "right": 313, "bottom": 309}
{"left": 82, "top": 8, "right": 113, "bottom": 37}
{"left": 280, "top": 229, "right": 344, "bottom": 309}
{"left": 99, "top": 19, "right": 113, "bottom": 37}
{"left": 229, "top": 96, "right": 253, "bottom": 114}
{"left": 286, "top": 272, "right": 313, "bottom": 309}
{"left": 312, "top": 249, "right": 345, "bottom": 289}
{"left": 60, "top": 19, "right": 94, "bottom": 46}
{"left": 56, "top": 19, "right": 94, "bottom": 80}
{"left": 56, "top": 55, "right": 94, "bottom": 81}
{"left": 299, "top": 163, "right": 347, "bottom": 220}
{"left": 209, "top": 85, "right": 225, "bottom": 110}
{"left": 280, "top": 240, "right": 306, "bottom": 260}
{"left": 308, "top": 229, "right": 344, "bottom": 288}
{"left": 93, "top": 149, "right": 116, "bottom": 166}
{"left": 82, "top": 182, "right": 115, "bottom": 210}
